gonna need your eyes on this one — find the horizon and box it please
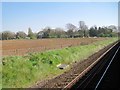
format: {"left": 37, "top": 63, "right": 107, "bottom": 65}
{"left": 2, "top": 2, "right": 118, "bottom": 33}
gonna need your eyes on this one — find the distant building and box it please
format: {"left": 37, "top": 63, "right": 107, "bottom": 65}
{"left": 25, "top": 37, "right": 30, "bottom": 39}
{"left": 37, "top": 31, "right": 44, "bottom": 39}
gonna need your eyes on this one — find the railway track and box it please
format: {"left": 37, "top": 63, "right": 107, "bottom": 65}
{"left": 63, "top": 41, "right": 120, "bottom": 89}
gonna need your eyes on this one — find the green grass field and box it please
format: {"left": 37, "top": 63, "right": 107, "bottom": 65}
{"left": 2, "top": 38, "right": 118, "bottom": 88}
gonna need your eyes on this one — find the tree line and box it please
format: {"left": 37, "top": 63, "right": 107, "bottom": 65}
{"left": 1, "top": 21, "right": 118, "bottom": 40}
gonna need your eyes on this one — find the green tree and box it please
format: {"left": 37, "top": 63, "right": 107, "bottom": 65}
{"left": 42, "top": 27, "right": 51, "bottom": 38}
{"left": 89, "top": 26, "right": 98, "bottom": 37}
{"left": 78, "top": 29, "right": 84, "bottom": 37}
{"left": 28, "top": 28, "right": 36, "bottom": 39}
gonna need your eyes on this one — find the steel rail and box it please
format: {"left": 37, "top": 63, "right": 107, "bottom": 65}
{"left": 63, "top": 41, "right": 118, "bottom": 89}
{"left": 94, "top": 46, "right": 120, "bottom": 90}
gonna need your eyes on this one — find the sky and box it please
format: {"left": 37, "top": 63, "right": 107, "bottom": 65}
{"left": 1, "top": 0, "right": 120, "bottom": 2}
{"left": 2, "top": 2, "right": 118, "bottom": 33}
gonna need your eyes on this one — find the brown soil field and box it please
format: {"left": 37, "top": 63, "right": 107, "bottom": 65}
{"left": 2, "top": 38, "right": 107, "bottom": 56}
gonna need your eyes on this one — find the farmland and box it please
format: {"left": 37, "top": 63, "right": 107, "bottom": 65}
{"left": 2, "top": 37, "right": 118, "bottom": 88}
{"left": 2, "top": 38, "right": 109, "bottom": 56}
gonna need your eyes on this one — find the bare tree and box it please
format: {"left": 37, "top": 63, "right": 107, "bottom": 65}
{"left": 66, "top": 23, "right": 77, "bottom": 38}
{"left": 79, "top": 21, "right": 85, "bottom": 30}
{"left": 108, "top": 25, "right": 117, "bottom": 32}
{"left": 16, "top": 31, "right": 27, "bottom": 39}
{"left": 84, "top": 25, "right": 89, "bottom": 37}
{"left": 2, "top": 31, "right": 16, "bottom": 40}
{"left": 55, "top": 28, "right": 65, "bottom": 38}
{"left": 49, "top": 29, "right": 55, "bottom": 38}
{"left": 79, "top": 21, "right": 88, "bottom": 37}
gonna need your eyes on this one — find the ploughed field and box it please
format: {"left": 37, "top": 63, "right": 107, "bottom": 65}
{"left": 2, "top": 38, "right": 107, "bottom": 56}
